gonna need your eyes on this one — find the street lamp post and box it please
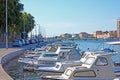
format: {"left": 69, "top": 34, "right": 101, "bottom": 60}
{"left": 6, "top": 0, "right": 8, "bottom": 49}
{"left": 36, "top": 24, "right": 40, "bottom": 45}
{"left": 31, "top": 18, "right": 32, "bottom": 38}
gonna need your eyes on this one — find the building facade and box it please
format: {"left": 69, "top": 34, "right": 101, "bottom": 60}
{"left": 79, "top": 32, "right": 89, "bottom": 39}
{"left": 72, "top": 34, "right": 79, "bottom": 38}
{"left": 60, "top": 33, "right": 72, "bottom": 39}
{"left": 93, "top": 31, "right": 103, "bottom": 39}
{"left": 117, "top": 19, "right": 120, "bottom": 38}
{"left": 93, "top": 31, "right": 116, "bottom": 39}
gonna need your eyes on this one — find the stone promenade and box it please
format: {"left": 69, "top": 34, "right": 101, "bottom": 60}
{"left": 0, "top": 48, "right": 22, "bottom": 80}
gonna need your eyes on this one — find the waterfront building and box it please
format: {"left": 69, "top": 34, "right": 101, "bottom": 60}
{"left": 72, "top": 34, "right": 79, "bottom": 38}
{"left": 93, "top": 31, "right": 103, "bottom": 39}
{"left": 109, "top": 31, "right": 117, "bottom": 39}
{"left": 93, "top": 30, "right": 116, "bottom": 39}
{"left": 79, "top": 32, "right": 89, "bottom": 39}
{"left": 60, "top": 33, "right": 72, "bottom": 39}
{"left": 102, "top": 31, "right": 110, "bottom": 39}
{"left": 117, "top": 19, "right": 120, "bottom": 38}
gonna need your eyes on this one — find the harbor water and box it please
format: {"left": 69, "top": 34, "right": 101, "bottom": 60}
{"left": 6, "top": 40, "right": 120, "bottom": 80}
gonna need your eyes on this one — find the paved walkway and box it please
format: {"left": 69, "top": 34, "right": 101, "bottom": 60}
{"left": 0, "top": 42, "right": 43, "bottom": 80}
{"left": 0, "top": 48, "right": 21, "bottom": 80}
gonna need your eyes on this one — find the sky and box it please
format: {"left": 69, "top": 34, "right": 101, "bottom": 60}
{"left": 20, "top": 0, "right": 120, "bottom": 37}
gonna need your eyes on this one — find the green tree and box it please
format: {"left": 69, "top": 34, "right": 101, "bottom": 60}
{"left": 19, "top": 12, "right": 35, "bottom": 39}
{"left": 0, "top": 0, "right": 35, "bottom": 41}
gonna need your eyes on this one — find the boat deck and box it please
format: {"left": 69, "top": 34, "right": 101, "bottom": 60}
{"left": 0, "top": 48, "right": 22, "bottom": 80}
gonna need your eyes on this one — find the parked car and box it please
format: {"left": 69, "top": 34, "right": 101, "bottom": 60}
{"left": 25, "top": 40, "right": 30, "bottom": 45}
{"left": 29, "top": 39, "right": 36, "bottom": 44}
{"left": 20, "top": 39, "right": 26, "bottom": 46}
{"left": 13, "top": 39, "right": 22, "bottom": 47}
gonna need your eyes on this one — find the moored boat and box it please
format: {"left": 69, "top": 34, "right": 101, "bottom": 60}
{"left": 40, "top": 41, "right": 120, "bottom": 80}
{"left": 19, "top": 45, "right": 81, "bottom": 71}
{"left": 41, "top": 51, "right": 120, "bottom": 80}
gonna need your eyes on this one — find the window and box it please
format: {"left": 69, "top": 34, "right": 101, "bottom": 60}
{"left": 65, "top": 69, "right": 72, "bottom": 76}
{"left": 59, "top": 52, "right": 65, "bottom": 58}
{"left": 96, "top": 57, "right": 108, "bottom": 66}
{"left": 39, "top": 53, "right": 44, "bottom": 57}
{"left": 61, "top": 48, "right": 69, "bottom": 49}
{"left": 84, "top": 57, "right": 95, "bottom": 65}
{"left": 80, "top": 54, "right": 90, "bottom": 63}
{"left": 83, "top": 54, "right": 90, "bottom": 59}
{"left": 73, "top": 70, "right": 96, "bottom": 77}
{"left": 81, "top": 53, "right": 86, "bottom": 58}
{"left": 55, "top": 64, "right": 60, "bottom": 68}
{"left": 45, "top": 54, "right": 58, "bottom": 57}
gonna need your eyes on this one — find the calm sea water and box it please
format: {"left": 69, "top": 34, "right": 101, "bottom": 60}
{"left": 64, "top": 39, "right": 119, "bottom": 51}
{"left": 7, "top": 40, "right": 120, "bottom": 80}
{"left": 64, "top": 39, "right": 120, "bottom": 62}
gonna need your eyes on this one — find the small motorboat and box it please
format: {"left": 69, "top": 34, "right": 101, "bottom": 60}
{"left": 41, "top": 50, "right": 120, "bottom": 80}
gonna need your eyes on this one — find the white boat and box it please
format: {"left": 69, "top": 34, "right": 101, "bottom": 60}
{"left": 19, "top": 46, "right": 81, "bottom": 70}
{"left": 23, "top": 44, "right": 58, "bottom": 58}
{"left": 105, "top": 41, "right": 120, "bottom": 45}
{"left": 35, "top": 51, "right": 91, "bottom": 73}
{"left": 19, "top": 41, "right": 78, "bottom": 61}
{"left": 41, "top": 50, "right": 120, "bottom": 80}
{"left": 18, "top": 47, "right": 46, "bottom": 64}
{"left": 35, "top": 41, "right": 118, "bottom": 74}
{"left": 37, "top": 46, "right": 81, "bottom": 61}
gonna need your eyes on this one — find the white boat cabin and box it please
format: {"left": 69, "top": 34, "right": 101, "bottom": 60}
{"left": 35, "top": 52, "right": 92, "bottom": 73}
{"left": 19, "top": 46, "right": 81, "bottom": 67}
{"left": 41, "top": 51, "right": 120, "bottom": 80}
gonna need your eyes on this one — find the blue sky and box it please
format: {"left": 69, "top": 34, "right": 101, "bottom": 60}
{"left": 20, "top": 0, "right": 120, "bottom": 37}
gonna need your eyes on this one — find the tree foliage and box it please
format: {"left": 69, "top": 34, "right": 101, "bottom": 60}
{"left": 0, "top": 0, "right": 35, "bottom": 41}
